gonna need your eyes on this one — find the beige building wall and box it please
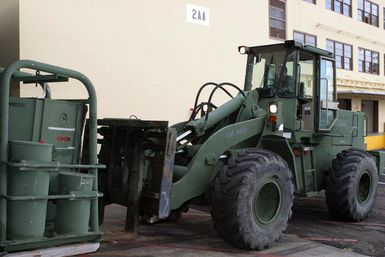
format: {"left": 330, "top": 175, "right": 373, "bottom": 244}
{"left": 17, "top": 0, "right": 278, "bottom": 124}
{"left": 5, "top": 0, "right": 385, "bottom": 130}
{"left": 0, "top": 0, "right": 20, "bottom": 96}
{"left": 0, "top": 0, "right": 19, "bottom": 66}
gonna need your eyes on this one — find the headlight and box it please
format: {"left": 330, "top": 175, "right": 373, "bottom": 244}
{"left": 269, "top": 103, "right": 278, "bottom": 114}
{"left": 238, "top": 46, "right": 249, "bottom": 55}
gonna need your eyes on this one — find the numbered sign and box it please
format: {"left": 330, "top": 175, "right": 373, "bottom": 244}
{"left": 186, "top": 4, "right": 209, "bottom": 26}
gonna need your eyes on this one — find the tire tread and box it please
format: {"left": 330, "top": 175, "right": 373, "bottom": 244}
{"left": 211, "top": 148, "right": 293, "bottom": 250}
{"left": 326, "top": 148, "right": 378, "bottom": 221}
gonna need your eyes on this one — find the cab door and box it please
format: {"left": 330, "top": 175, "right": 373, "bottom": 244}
{"left": 298, "top": 52, "right": 316, "bottom": 131}
{"left": 316, "top": 57, "right": 338, "bottom": 132}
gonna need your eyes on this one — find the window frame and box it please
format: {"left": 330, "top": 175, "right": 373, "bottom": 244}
{"left": 269, "top": 0, "right": 287, "bottom": 40}
{"left": 358, "top": 0, "right": 379, "bottom": 27}
{"left": 326, "top": 0, "right": 352, "bottom": 17}
{"left": 326, "top": 39, "right": 353, "bottom": 71}
{"left": 316, "top": 57, "right": 338, "bottom": 132}
{"left": 358, "top": 47, "right": 379, "bottom": 75}
{"left": 303, "top": 0, "right": 316, "bottom": 4}
{"left": 293, "top": 31, "right": 317, "bottom": 47}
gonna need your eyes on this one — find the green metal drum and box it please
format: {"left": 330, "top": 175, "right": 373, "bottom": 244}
{"left": 55, "top": 172, "right": 94, "bottom": 234}
{"left": 7, "top": 140, "right": 53, "bottom": 240}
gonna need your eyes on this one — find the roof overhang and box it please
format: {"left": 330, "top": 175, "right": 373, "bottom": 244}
{"left": 338, "top": 89, "right": 385, "bottom": 97}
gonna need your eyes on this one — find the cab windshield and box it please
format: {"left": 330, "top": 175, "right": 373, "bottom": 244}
{"left": 245, "top": 47, "right": 296, "bottom": 98}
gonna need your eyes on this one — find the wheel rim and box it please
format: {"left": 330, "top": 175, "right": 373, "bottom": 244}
{"left": 253, "top": 177, "right": 282, "bottom": 225}
{"left": 357, "top": 171, "right": 372, "bottom": 205}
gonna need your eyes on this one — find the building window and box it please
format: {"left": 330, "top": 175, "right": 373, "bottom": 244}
{"left": 293, "top": 31, "right": 317, "bottom": 46}
{"left": 326, "top": 40, "right": 352, "bottom": 70}
{"left": 358, "top": 48, "right": 379, "bottom": 75}
{"left": 326, "top": 0, "right": 352, "bottom": 17}
{"left": 269, "top": 0, "right": 286, "bottom": 40}
{"left": 358, "top": 0, "right": 379, "bottom": 27}
{"left": 338, "top": 99, "right": 352, "bottom": 110}
{"left": 303, "top": 0, "right": 316, "bottom": 3}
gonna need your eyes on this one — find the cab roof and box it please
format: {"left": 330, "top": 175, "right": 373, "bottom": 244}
{"left": 248, "top": 40, "right": 334, "bottom": 59}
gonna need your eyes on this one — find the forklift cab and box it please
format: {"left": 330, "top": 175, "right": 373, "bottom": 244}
{"left": 240, "top": 40, "right": 339, "bottom": 133}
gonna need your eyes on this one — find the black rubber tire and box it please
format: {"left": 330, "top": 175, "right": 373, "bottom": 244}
{"left": 211, "top": 148, "right": 294, "bottom": 250}
{"left": 326, "top": 149, "right": 378, "bottom": 221}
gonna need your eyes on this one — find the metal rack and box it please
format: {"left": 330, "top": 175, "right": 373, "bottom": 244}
{"left": 0, "top": 60, "right": 104, "bottom": 253}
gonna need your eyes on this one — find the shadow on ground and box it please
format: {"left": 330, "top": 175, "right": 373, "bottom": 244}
{"left": 92, "top": 184, "right": 385, "bottom": 257}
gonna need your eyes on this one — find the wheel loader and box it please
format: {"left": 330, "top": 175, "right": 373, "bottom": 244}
{"left": 95, "top": 40, "right": 385, "bottom": 250}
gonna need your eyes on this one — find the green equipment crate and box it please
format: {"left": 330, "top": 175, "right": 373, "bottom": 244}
{"left": 0, "top": 60, "right": 104, "bottom": 254}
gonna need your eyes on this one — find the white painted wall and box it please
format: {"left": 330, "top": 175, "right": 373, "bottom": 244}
{"left": 9, "top": 0, "right": 385, "bottom": 130}
{"left": 18, "top": 0, "right": 276, "bottom": 124}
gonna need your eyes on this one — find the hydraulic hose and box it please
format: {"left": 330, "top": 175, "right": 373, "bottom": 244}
{"left": 189, "top": 82, "right": 234, "bottom": 121}
{"left": 205, "top": 82, "right": 246, "bottom": 122}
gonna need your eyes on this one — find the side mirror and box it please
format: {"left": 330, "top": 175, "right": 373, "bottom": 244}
{"left": 297, "top": 82, "right": 308, "bottom": 104}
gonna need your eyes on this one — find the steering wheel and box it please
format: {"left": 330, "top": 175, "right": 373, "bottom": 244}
{"left": 278, "top": 86, "right": 294, "bottom": 96}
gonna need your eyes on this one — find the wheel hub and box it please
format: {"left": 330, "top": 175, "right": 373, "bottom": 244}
{"left": 253, "top": 177, "right": 282, "bottom": 225}
{"left": 357, "top": 171, "right": 372, "bottom": 205}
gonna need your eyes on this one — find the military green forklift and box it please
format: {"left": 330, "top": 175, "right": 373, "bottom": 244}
{"left": 96, "top": 40, "right": 384, "bottom": 250}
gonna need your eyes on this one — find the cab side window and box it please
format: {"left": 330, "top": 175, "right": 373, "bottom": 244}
{"left": 298, "top": 53, "right": 314, "bottom": 100}
{"left": 278, "top": 51, "right": 296, "bottom": 97}
{"left": 319, "top": 58, "right": 337, "bottom": 130}
{"left": 298, "top": 52, "right": 315, "bottom": 131}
